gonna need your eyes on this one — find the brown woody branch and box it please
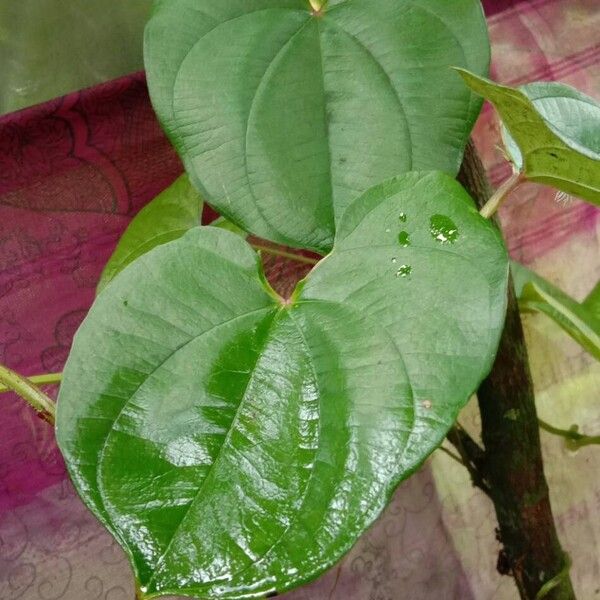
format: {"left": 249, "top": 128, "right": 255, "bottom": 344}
{"left": 452, "top": 141, "right": 576, "bottom": 600}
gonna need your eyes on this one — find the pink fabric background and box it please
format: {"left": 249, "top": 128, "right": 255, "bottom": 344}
{"left": 1, "top": 1, "right": 599, "bottom": 598}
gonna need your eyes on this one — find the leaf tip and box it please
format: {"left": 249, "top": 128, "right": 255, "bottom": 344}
{"left": 452, "top": 67, "right": 488, "bottom": 94}
{"left": 450, "top": 66, "right": 468, "bottom": 75}
{"left": 308, "top": 0, "right": 325, "bottom": 15}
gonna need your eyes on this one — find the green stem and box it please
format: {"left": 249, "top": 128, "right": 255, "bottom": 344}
{"left": 0, "top": 371, "right": 63, "bottom": 393}
{"left": 479, "top": 170, "right": 523, "bottom": 219}
{"left": 211, "top": 216, "right": 321, "bottom": 267}
{"left": 535, "top": 554, "right": 572, "bottom": 600}
{"left": 0, "top": 364, "right": 56, "bottom": 425}
{"left": 538, "top": 419, "right": 600, "bottom": 450}
{"left": 251, "top": 244, "right": 319, "bottom": 266}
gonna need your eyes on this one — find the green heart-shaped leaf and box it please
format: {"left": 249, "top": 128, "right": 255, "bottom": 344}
{"left": 457, "top": 70, "right": 600, "bottom": 204}
{"left": 56, "top": 172, "right": 507, "bottom": 599}
{"left": 98, "top": 175, "right": 203, "bottom": 293}
{"left": 512, "top": 262, "right": 600, "bottom": 361}
{"left": 144, "top": 0, "right": 489, "bottom": 252}
{"left": 97, "top": 176, "right": 248, "bottom": 294}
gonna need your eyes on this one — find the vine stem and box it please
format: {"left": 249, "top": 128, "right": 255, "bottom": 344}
{"left": 0, "top": 371, "right": 62, "bottom": 393}
{"left": 479, "top": 170, "right": 523, "bottom": 219}
{"left": 535, "top": 554, "right": 572, "bottom": 600}
{"left": 458, "top": 140, "right": 575, "bottom": 600}
{"left": 539, "top": 419, "right": 600, "bottom": 450}
{"left": 251, "top": 244, "right": 319, "bottom": 265}
{"left": 0, "top": 364, "right": 56, "bottom": 425}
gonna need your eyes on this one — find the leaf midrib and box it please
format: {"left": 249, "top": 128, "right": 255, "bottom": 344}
{"left": 177, "top": 309, "right": 325, "bottom": 594}
{"left": 144, "top": 307, "right": 284, "bottom": 589}
{"left": 172, "top": 7, "right": 310, "bottom": 243}
{"left": 95, "top": 305, "right": 275, "bottom": 523}
{"left": 321, "top": 16, "right": 414, "bottom": 175}
{"left": 152, "top": 297, "right": 417, "bottom": 597}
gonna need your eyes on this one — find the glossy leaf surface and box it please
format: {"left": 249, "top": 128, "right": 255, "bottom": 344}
{"left": 512, "top": 262, "right": 600, "bottom": 361}
{"left": 98, "top": 175, "right": 203, "bottom": 293}
{"left": 457, "top": 70, "right": 600, "bottom": 204}
{"left": 144, "top": 0, "right": 489, "bottom": 252}
{"left": 57, "top": 172, "right": 508, "bottom": 598}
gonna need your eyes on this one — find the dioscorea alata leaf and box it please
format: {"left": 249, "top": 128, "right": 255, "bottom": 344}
{"left": 144, "top": 0, "right": 489, "bottom": 253}
{"left": 457, "top": 70, "right": 600, "bottom": 205}
{"left": 56, "top": 172, "right": 508, "bottom": 599}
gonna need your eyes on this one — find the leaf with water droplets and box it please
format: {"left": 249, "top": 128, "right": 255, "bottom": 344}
{"left": 57, "top": 171, "right": 507, "bottom": 599}
{"left": 457, "top": 69, "right": 600, "bottom": 205}
{"left": 145, "top": 0, "right": 489, "bottom": 252}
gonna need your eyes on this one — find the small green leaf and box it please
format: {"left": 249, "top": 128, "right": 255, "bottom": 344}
{"left": 583, "top": 280, "right": 600, "bottom": 321}
{"left": 57, "top": 172, "right": 508, "bottom": 599}
{"left": 512, "top": 262, "right": 600, "bottom": 361}
{"left": 456, "top": 69, "right": 600, "bottom": 205}
{"left": 145, "top": 0, "right": 490, "bottom": 252}
{"left": 210, "top": 216, "right": 248, "bottom": 238}
{"left": 97, "top": 175, "right": 203, "bottom": 293}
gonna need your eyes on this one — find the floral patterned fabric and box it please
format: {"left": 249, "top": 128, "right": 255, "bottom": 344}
{"left": 1, "top": 1, "right": 599, "bottom": 598}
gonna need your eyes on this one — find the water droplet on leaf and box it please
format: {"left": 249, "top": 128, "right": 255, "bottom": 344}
{"left": 398, "top": 231, "right": 410, "bottom": 247}
{"left": 430, "top": 214, "right": 459, "bottom": 244}
{"left": 396, "top": 264, "right": 412, "bottom": 277}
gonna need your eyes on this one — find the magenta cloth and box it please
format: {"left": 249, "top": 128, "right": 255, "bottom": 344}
{"left": 1, "top": 1, "right": 599, "bottom": 598}
{"left": 0, "top": 73, "right": 182, "bottom": 510}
